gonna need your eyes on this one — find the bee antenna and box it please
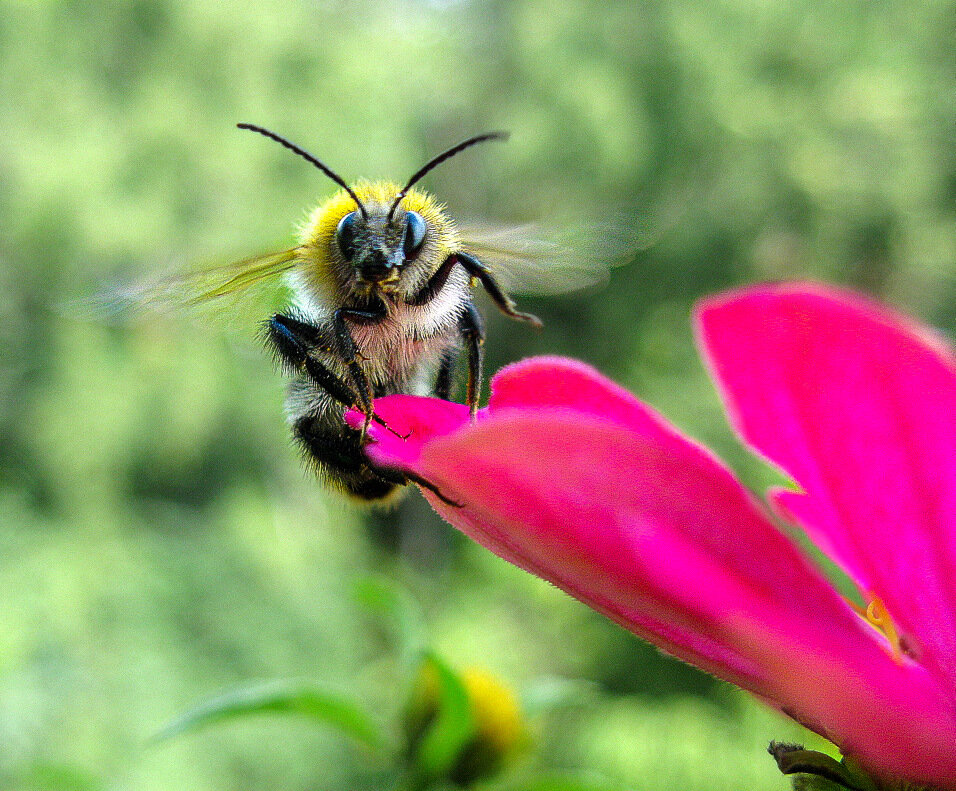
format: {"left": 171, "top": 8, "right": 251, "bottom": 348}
{"left": 237, "top": 123, "right": 368, "bottom": 221}
{"left": 387, "top": 131, "right": 509, "bottom": 223}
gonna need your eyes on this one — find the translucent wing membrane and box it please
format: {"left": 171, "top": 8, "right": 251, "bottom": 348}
{"left": 185, "top": 247, "right": 301, "bottom": 304}
{"left": 76, "top": 247, "right": 302, "bottom": 324}
{"left": 459, "top": 214, "right": 660, "bottom": 297}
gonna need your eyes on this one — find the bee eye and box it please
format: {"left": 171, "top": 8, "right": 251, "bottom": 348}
{"left": 403, "top": 211, "right": 426, "bottom": 259}
{"left": 336, "top": 211, "right": 358, "bottom": 259}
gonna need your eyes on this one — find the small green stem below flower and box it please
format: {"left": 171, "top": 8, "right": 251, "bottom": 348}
{"left": 768, "top": 742, "right": 878, "bottom": 791}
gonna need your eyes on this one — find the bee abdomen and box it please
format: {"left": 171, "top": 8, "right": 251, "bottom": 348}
{"left": 293, "top": 412, "right": 404, "bottom": 502}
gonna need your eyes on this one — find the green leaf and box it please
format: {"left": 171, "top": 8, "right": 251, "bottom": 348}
{"left": 414, "top": 653, "right": 475, "bottom": 779}
{"left": 152, "top": 679, "right": 382, "bottom": 750}
{"left": 17, "top": 763, "right": 103, "bottom": 791}
{"left": 499, "top": 771, "right": 630, "bottom": 791}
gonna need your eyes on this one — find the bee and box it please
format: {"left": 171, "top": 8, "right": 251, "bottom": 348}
{"left": 203, "top": 123, "right": 543, "bottom": 504}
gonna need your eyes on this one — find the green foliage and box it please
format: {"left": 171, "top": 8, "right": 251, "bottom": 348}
{"left": 0, "top": 0, "right": 951, "bottom": 789}
{"left": 769, "top": 743, "right": 878, "bottom": 791}
{"left": 519, "top": 676, "right": 601, "bottom": 717}
{"left": 411, "top": 654, "right": 476, "bottom": 781}
{"left": 501, "top": 775, "right": 631, "bottom": 791}
{"left": 153, "top": 679, "right": 382, "bottom": 750}
{"left": 11, "top": 762, "right": 105, "bottom": 791}
{"left": 353, "top": 576, "right": 429, "bottom": 679}
{"left": 148, "top": 609, "right": 556, "bottom": 789}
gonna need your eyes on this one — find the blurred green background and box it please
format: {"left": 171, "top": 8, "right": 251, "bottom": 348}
{"left": 1, "top": 0, "right": 953, "bottom": 789}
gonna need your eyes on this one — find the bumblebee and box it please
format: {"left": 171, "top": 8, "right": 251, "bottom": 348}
{"left": 221, "top": 124, "right": 541, "bottom": 503}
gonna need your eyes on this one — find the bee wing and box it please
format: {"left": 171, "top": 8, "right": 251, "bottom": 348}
{"left": 76, "top": 247, "right": 303, "bottom": 324}
{"left": 459, "top": 216, "right": 656, "bottom": 296}
{"left": 179, "top": 247, "right": 303, "bottom": 305}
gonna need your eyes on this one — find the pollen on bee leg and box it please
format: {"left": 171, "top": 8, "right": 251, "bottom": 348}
{"left": 847, "top": 594, "right": 906, "bottom": 663}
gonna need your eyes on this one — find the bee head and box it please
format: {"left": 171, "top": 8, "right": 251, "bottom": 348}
{"left": 237, "top": 123, "right": 507, "bottom": 295}
{"left": 335, "top": 203, "right": 428, "bottom": 288}
{"left": 339, "top": 130, "right": 506, "bottom": 292}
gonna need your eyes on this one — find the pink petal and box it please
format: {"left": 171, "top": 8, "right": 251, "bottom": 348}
{"left": 489, "top": 356, "right": 677, "bottom": 439}
{"left": 422, "top": 484, "right": 776, "bottom": 696}
{"left": 364, "top": 398, "right": 956, "bottom": 779}
{"left": 696, "top": 283, "right": 956, "bottom": 693}
{"left": 355, "top": 354, "right": 681, "bottom": 469}
{"left": 345, "top": 397, "right": 471, "bottom": 469}
{"left": 431, "top": 415, "right": 956, "bottom": 780}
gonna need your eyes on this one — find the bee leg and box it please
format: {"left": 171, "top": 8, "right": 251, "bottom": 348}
{"left": 267, "top": 314, "right": 358, "bottom": 405}
{"left": 454, "top": 251, "right": 543, "bottom": 328}
{"left": 434, "top": 349, "right": 456, "bottom": 401}
{"left": 404, "top": 471, "right": 464, "bottom": 508}
{"left": 407, "top": 251, "right": 540, "bottom": 327}
{"left": 266, "top": 313, "right": 324, "bottom": 368}
{"left": 367, "top": 462, "right": 465, "bottom": 509}
{"left": 459, "top": 301, "right": 485, "bottom": 420}
{"left": 294, "top": 414, "right": 462, "bottom": 506}
{"left": 407, "top": 254, "right": 458, "bottom": 306}
{"left": 333, "top": 304, "right": 387, "bottom": 436}
{"left": 268, "top": 313, "right": 407, "bottom": 438}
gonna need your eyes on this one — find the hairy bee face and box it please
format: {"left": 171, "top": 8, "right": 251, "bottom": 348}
{"left": 335, "top": 205, "right": 427, "bottom": 290}
{"left": 302, "top": 183, "right": 460, "bottom": 302}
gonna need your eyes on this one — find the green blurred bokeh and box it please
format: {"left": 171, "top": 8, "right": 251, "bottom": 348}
{"left": 1, "top": 0, "right": 953, "bottom": 788}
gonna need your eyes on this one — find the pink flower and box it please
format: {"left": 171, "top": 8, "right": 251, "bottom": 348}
{"left": 348, "top": 283, "right": 956, "bottom": 785}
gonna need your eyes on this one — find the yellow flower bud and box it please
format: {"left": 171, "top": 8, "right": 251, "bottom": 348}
{"left": 404, "top": 660, "right": 528, "bottom": 786}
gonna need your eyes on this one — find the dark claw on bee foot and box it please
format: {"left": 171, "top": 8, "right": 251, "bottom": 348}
{"left": 352, "top": 405, "right": 374, "bottom": 442}
{"left": 367, "top": 461, "right": 461, "bottom": 508}
{"left": 369, "top": 413, "right": 412, "bottom": 440}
